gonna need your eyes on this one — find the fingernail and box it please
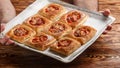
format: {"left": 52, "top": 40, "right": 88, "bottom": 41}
{"left": 102, "top": 31, "right": 107, "bottom": 34}
{"left": 105, "top": 9, "right": 110, "bottom": 12}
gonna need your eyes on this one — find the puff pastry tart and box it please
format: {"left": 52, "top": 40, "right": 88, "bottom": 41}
{"left": 50, "top": 37, "right": 81, "bottom": 56}
{"left": 68, "top": 26, "right": 97, "bottom": 44}
{"left": 6, "top": 24, "right": 36, "bottom": 43}
{"left": 24, "top": 32, "right": 56, "bottom": 51}
{"left": 59, "top": 10, "right": 88, "bottom": 28}
{"left": 38, "top": 3, "right": 66, "bottom": 21}
{"left": 43, "top": 21, "right": 72, "bottom": 39}
{"left": 24, "top": 14, "right": 52, "bottom": 32}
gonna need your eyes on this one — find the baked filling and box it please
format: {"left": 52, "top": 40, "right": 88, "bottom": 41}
{"left": 29, "top": 17, "right": 45, "bottom": 26}
{"left": 14, "top": 27, "right": 29, "bottom": 36}
{"left": 58, "top": 39, "right": 72, "bottom": 47}
{"left": 32, "top": 35, "right": 48, "bottom": 44}
{"left": 45, "top": 4, "right": 60, "bottom": 14}
{"left": 74, "top": 27, "right": 90, "bottom": 37}
{"left": 49, "top": 23, "right": 66, "bottom": 33}
{"left": 67, "top": 11, "right": 81, "bottom": 23}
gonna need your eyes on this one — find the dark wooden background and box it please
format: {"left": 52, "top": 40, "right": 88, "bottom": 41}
{"left": 0, "top": 0, "right": 120, "bottom": 68}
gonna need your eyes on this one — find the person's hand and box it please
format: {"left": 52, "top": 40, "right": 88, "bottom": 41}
{"left": 0, "top": 0, "right": 16, "bottom": 45}
{"left": 101, "top": 9, "right": 110, "bottom": 17}
{"left": 101, "top": 9, "right": 112, "bottom": 34}
{"left": 0, "top": 23, "right": 14, "bottom": 45}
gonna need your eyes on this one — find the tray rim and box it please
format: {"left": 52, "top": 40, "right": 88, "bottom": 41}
{"left": 0, "top": 0, "right": 116, "bottom": 63}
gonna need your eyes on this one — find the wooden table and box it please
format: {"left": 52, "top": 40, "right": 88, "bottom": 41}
{"left": 0, "top": 0, "right": 120, "bottom": 68}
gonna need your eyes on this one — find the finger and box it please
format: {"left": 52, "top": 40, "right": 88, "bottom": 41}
{"left": 0, "top": 36, "right": 9, "bottom": 45}
{"left": 106, "top": 25, "right": 112, "bottom": 31}
{"left": 102, "top": 30, "right": 108, "bottom": 35}
{"left": 5, "top": 39, "right": 14, "bottom": 45}
{"left": 102, "top": 9, "right": 111, "bottom": 17}
{"left": 0, "top": 23, "right": 5, "bottom": 32}
{"left": 13, "top": 43, "right": 17, "bottom": 46}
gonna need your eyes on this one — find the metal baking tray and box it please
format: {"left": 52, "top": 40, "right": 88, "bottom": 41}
{"left": 0, "top": 0, "right": 115, "bottom": 63}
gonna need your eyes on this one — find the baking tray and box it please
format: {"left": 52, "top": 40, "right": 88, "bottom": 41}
{"left": 0, "top": 0, "right": 115, "bottom": 63}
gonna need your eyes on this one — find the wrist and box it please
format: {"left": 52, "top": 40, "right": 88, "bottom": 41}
{"left": 0, "top": 0, "right": 16, "bottom": 23}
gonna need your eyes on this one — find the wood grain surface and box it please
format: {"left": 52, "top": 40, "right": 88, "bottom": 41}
{"left": 0, "top": 0, "right": 120, "bottom": 68}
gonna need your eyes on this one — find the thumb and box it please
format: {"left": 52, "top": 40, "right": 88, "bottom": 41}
{"left": 0, "top": 23, "right": 5, "bottom": 33}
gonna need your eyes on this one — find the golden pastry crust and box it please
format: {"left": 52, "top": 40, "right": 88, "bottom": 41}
{"left": 59, "top": 10, "right": 88, "bottom": 28}
{"left": 67, "top": 25, "right": 97, "bottom": 44}
{"left": 50, "top": 37, "right": 81, "bottom": 56}
{"left": 43, "top": 21, "right": 72, "bottom": 39}
{"left": 24, "top": 32, "right": 56, "bottom": 51}
{"left": 6, "top": 24, "right": 36, "bottom": 43}
{"left": 24, "top": 14, "right": 52, "bottom": 32}
{"left": 38, "top": 3, "right": 66, "bottom": 21}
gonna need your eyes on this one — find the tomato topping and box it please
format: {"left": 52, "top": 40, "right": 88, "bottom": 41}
{"left": 29, "top": 17, "right": 45, "bottom": 26}
{"left": 58, "top": 39, "right": 72, "bottom": 47}
{"left": 32, "top": 35, "right": 48, "bottom": 43}
{"left": 45, "top": 5, "right": 60, "bottom": 13}
{"left": 49, "top": 23, "right": 65, "bottom": 33}
{"left": 14, "top": 27, "right": 29, "bottom": 36}
{"left": 67, "top": 11, "right": 81, "bottom": 23}
{"left": 74, "top": 27, "right": 90, "bottom": 37}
